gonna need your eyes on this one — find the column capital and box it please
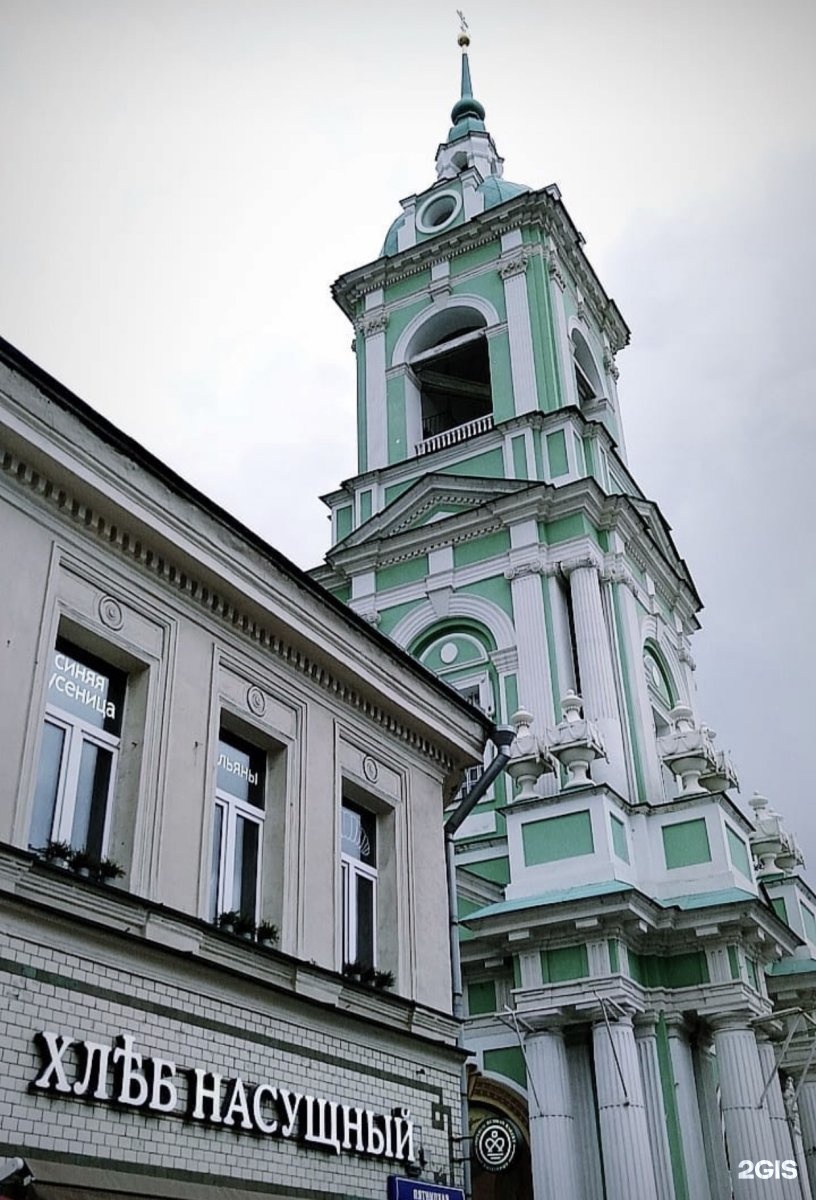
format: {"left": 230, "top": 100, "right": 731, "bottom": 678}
{"left": 355, "top": 311, "right": 389, "bottom": 338}
{"left": 601, "top": 552, "right": 640, "bottom": 595}
{"left": 709, "top": 1012, "right": 758, "bottom": 1034}
{"left": 505, "top": 555, "right": 549, "bottom": 581}
{"left": 559, "top": 550, "right": 604, "bottom": 578}
{"left": 498, "top": 248, "right": 532, "bottom": 280}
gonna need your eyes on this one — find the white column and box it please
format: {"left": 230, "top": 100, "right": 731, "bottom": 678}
{"left": 634, "top": 1018, "right": 675, "bottom": 1200}
{"left": 499, "top": 253, "right": 538, "bottom": 416}
{"left": 713, "top": 1019, "right": 781, "bottom": 1199}
{"left": 526, "top": 1028, "right": 582, "bottom": 1200}
{"left": 506, "top": 563, "right": 556, "bottom": 732}
{"left": 566, "top": 561, "right": 627, "bottom": 795}
{"left": 566, "top": 1039, "right": 605, "bottom": 1200}
{"left": 666, "top": 1020, "right": 712, "bottom": 1200}
{"left": 547, "top": 572, "right": 576, "bottom": 694}
{"left": 755, "top": 1041, "right": 801, "bottom": 1200}
{"left": 693, "top": 1040, "right": 733, "bottom": 1200}
{"left": 544, "top": 237, "right": 579, "bottom": 410}
{"left": 593, "top": 1017, "right": 658, "bottom": 1199}
{"left": 798, "top": 1080, "right": 816, "bottom": 1197}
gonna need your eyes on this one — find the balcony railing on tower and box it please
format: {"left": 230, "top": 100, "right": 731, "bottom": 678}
{"left": 416, "top": 412, "right": 494, "bottom": 456}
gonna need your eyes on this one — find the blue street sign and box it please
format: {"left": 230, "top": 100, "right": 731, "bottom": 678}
{"left": 387, "top": 1177, "right": 465, "bottom": 1200}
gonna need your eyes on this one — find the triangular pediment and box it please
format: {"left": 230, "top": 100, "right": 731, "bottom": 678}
{"left": 331, "top": 473, "right": 528, "bottom": 552}
{"left": 630, "top": 497, "right": 696, "bottom": 590}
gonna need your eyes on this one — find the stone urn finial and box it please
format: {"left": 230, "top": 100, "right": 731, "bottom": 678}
{"left": 506, "top": 709, "right": 556, "bottom": 802}
{"left": 748, "top": 792, "right": 805, "bottom": 876}
{"left": 548, "top": 691, "right": 606, "bottom": 787}
{"left": 657, "top": 705, "right": 718, "bottom": 795}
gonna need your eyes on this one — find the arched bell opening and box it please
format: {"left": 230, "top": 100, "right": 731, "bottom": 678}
{"left": 407, "top": 310, "right": 492, "bottom": 443}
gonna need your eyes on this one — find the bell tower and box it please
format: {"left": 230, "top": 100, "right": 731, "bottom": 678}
{"left": 313, "top": 33, "right": 809, "bottom": 1200}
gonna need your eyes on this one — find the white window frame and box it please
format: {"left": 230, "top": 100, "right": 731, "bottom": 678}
{"left": 341, "top": 803, "right": 378, "bottom": 968}
{"left": 36, "top": 704, "right": 119, "bottom": 853}
{"left": 210, "top": 736, "right": 265, "bottom": 922}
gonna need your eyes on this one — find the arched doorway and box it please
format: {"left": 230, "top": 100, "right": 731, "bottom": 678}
{"left": 468, "top": 1070, "right": 533, "bottom": 1200}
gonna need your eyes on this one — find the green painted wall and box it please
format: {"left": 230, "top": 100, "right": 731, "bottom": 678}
{"left": 483, "top": 1046, "right": 526, "bottom": 1089}
{"left": 725, "top": 825, "right": 752, "bottom": 879}
{"left": 802, "top": 902, "right": 816, "bottom": 944}
{"left": 386, "top": 374, "right": 408, "bottom": 464}
{"left": 438, "top": 447, "right": 506, "bottom": 479}
{"left": 468, "top": 980, "right": 497, "bottom": 1016}
{"left": 511, "top": 435, "right": 528, "bottom": 479}
{"left": 610, "top": 814, "right": 630, "bottom": 863}
{"left": 451, "top": 241, "right": 504, "bottom": 278}
{"left": 541, "top": 513, "right": 584, "bottom": 545}
{"left": 541, "top": 944, "right": 589, "bottom": 983}
{"left": 608, "top": 939, "right": 620, "bottom": 972}
{"left": 526, "top": 251, "right": 562, "bottom": 412}
{"left": 504, "top": 673, "right": 519, "bottom": 721}
{"left": 629, "top": 950, "right": 710, "bottom": 988}
{"left": 383, "top": 479, "right": 414, "bottom": 506}
{"left": 727, "top": 945, "right": 740, "bottom": 979}
{"left": 487, "top": 332, "right": 515, "bottom": 424}
{"left": 453, "top": 529, "right": 511, "bottom": 569}
{"left": 522, "top": 810, "right": 594, "bottom": 866}
{"left": 376, "top": 555, "right": 428, "bottom": 593}
{"left": 662, "top": 818, "right": 712, "bottom": 869}
{"left": 328, "top": 583, "right": 352, "bottom": 603}
{"left": 336, "top": 505, "right": 353, "bottom": 541}
{"left": 359, "top": 490, "right": 372, "bottom": 524}
{"left": 770, "top": 896, "right": 788, "bottom": 924}
{"left": 466, "top": 857, "right": 511, "bottom": 886}
{"left": 546, "top": 429, "right": 569, "bottom": 477}
{"left": 377, "top": 599, "right": 420, "bottom": 637}
{"left": 458, "top": 576, "right": 514, "bottom": 619}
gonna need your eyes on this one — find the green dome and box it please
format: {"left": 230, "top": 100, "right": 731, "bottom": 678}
{"left": 477, "top": 176, "right": 529, "bottom": 209}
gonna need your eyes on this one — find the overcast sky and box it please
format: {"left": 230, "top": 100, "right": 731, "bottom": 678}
{"left": 2, "top": 1, "right": 814, "bottom": 863}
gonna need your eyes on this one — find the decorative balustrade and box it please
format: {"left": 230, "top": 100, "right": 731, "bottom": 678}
{"left": 416, "top": 413, "right": 494, "bottom": 456}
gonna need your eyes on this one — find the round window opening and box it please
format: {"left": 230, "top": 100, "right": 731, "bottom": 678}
{"left": 416, "top": 190, "right": 462, "bottom": 234}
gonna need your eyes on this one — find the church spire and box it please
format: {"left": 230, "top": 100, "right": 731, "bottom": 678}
{"left": 449, "top": 15, "right": 486, "bottom": 137}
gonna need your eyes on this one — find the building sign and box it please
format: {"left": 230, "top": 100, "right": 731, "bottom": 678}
{"left": 387, "top": 1179, "right": 465, "bottom": 1200}
{"left": 31, "top": 1031, "right": 415, "bottom": 1163}
{"left": 472, "top": 1116, "right": 518, "bottom": 1172}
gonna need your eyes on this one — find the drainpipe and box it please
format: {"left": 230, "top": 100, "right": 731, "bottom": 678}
{"left": 445, "top": 725, "right": 516, "bottom": 1198}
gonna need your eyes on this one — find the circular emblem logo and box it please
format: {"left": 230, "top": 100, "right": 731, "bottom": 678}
{"left": 472, "top": 1116, "right": 518, "bottom": 1173}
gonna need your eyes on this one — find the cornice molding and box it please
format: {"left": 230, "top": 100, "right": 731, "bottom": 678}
{"left": 0, "top": 445, "right": 459, "bottom": 770}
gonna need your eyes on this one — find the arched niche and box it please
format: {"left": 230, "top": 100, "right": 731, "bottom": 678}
{"left": 570, "top": 326, "right": 604, "bottom": 406}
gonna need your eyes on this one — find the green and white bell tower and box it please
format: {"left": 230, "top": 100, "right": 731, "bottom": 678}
{"left": 314, "top": 31, "right": 816, "bottom": 1200}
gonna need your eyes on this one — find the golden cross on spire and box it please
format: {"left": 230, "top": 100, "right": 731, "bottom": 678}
{"left": 456, "top": 10, "right": 470, "bottom": 47}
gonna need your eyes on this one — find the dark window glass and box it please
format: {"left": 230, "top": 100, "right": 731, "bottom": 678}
{"left": 71, "top": 742, "right": 113, "bottom": 857}
{"left": 234, "top": 815, "right": 260, "bottom": 919}
{"left": 355, "top": 873, "right": 375, "bottom": 969}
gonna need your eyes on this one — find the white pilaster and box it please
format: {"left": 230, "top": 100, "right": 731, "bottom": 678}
{"left": 755, "top": 1041, "right": 800, "bottom": 1199}
{"left": 634, "top": 1018, "right": 675, "bottom": 1200}
{"left": 666, "top": 1020, "right": 711, "bottom": 1200}
{"left": 361, "top": 313, "right": 388, "bottom": 471}
{"left": 499, "top": 252, "right": 538, "bottom": 416}
{"left": 547, "top": 573, "right": 576, "bottom": 695}
{"left": 693, "top": 1040, "right": 733, "bottom": 1200}
{"left": 526, "top": 1029, "right": 582, "bottom": 1200}
{"left": 566, "top": 561, "right": 627, "bottom": 795}
{"left": 545, "top": 236, "right": 578, "bottom": 410}
{"left": 712, "top": 1019, "right": 781, "bottom": 1199}
{"left": 612, "top": 575, "right": 666, "bottom": 802}
{"left": 593, "top": 1018, "right": 658, "bottom": 1200}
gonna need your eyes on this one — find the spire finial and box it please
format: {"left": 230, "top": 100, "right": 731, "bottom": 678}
{"left": 450, "top": 11, "right": 485, "bottom": 129}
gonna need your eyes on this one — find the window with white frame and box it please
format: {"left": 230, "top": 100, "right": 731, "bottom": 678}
{"left": 341, "top": 801, "right": 378, "bottom": 969}
{"left": 30, "top": 639, "right": 126, "bottom": 856}
{"left": 209, "top": 730, "right": 265, "bottom": 922}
